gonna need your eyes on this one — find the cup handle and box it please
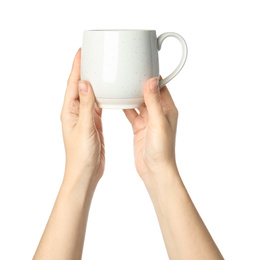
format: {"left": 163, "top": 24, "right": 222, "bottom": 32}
{"left": 157, "top": 32, "right": 188, "bottom": 88}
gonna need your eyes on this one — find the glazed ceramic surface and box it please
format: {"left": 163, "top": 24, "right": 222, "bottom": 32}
{"left": 81, "top": 30, "right": 187, "bottom": 109}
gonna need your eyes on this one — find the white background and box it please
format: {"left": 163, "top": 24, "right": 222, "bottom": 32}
{"left": 0, "top": 0, "right": 254, "bottom": 259}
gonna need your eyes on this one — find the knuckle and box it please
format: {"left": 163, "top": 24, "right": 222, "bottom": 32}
{"left": 67, "top": 77, "right": 77, "bottom": 86}
{"left": 153, "top": 93, "right": 161, "bottom": 103}
{"left": 79, "top": 97, "right": 90, "bottom": 107}
{"left": 149, "top": 95, "right": 161, "bottom": 107}
{"left": 165, "top": 104, "right": 178, "bottom": 117}
{"left": 78, "top": 120, "right": 95, "bottom": 134}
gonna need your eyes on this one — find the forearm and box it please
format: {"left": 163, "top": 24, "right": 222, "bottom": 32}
{"left": 33, "top": 170, "right": 98, "bottom": 260}
{"left": 143, "top": 165, "right": 224, "bottom": 260}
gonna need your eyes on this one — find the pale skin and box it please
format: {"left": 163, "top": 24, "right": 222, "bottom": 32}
{"left": 33, "top": 49, "right": 224, "bottom": 260}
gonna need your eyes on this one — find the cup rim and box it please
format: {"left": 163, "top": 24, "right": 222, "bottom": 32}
{"left": 84, "top": 29, "right": 155, "bottom": 32}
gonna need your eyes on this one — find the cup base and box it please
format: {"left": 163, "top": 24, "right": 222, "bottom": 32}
{"left": 96, "top": 97, "right": 144, "bottom": 109}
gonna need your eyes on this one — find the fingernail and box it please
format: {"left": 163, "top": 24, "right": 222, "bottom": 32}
{"left": 150, "top": 77, "right": 159, "bottom": 92}
{"left": 78, "top": 81, "right": 89, "bottom": 93}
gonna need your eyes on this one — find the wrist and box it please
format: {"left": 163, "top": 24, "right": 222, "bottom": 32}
{"left": 142, "top": 165, "right": 187, "bottom": 220}
{"left": 63, "top": 166, "right": 100, "bottom": 194}
{"left": 142, "top": 163, "right": 182, "bottom": 194}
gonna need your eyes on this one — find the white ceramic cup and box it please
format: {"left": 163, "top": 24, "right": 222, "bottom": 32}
{"left": 81, "top": 29, "right": 188, "bottom": 109}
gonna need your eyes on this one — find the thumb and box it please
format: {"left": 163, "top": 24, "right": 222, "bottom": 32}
{"left": 144, "top": 77, "right": 164, "bottom": 121}
{"left": 78, "top": 81, "right": 95, "bottom": 128}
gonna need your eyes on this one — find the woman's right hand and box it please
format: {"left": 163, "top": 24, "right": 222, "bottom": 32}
{"left": 123, "top": 77, "right": 179, "bottom": 182}
{"left": 125, "top": 77, "right": 224, "bottom": 260}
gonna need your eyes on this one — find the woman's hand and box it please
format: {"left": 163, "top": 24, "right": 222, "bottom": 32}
{"left": 61, "top": 49, "right": 105, "bottom": 184}
{"left": 34, "top": 49, "right": 105, "bottom": 260}
{"left": 124, "top": 77, "right": 178, "bottom": 181}
{"left": 124, "top": 78, "right": 224, "bottom": 260}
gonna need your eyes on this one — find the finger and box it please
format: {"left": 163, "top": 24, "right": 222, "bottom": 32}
{"left": 160, "top": 86, "right": 178, "bottom": 111}
{"left": 159, "top": 74, "right": 176, "bottom": 108}
{"left": 143, "top": 77, "right": 164, "bottom": 121}
{"left": 137, "top": 102, "right": 146, "bottom": 113}
{"left": 77, "top": 81, "right": 95, "bottom": 129}
{"left": 94, "top": 101, "right": 103, "bottom": 117}
{"left": 123, "top": 109, "right": 139, "bottom": 125}
{"left": 160, "top": 86, "right": 178, "bottom": 126}
{"left": 63, "top": 48, "right": 81, "bottom": 109}
{"left": 137, "top": 103, "right": 148, "bottom": 120}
